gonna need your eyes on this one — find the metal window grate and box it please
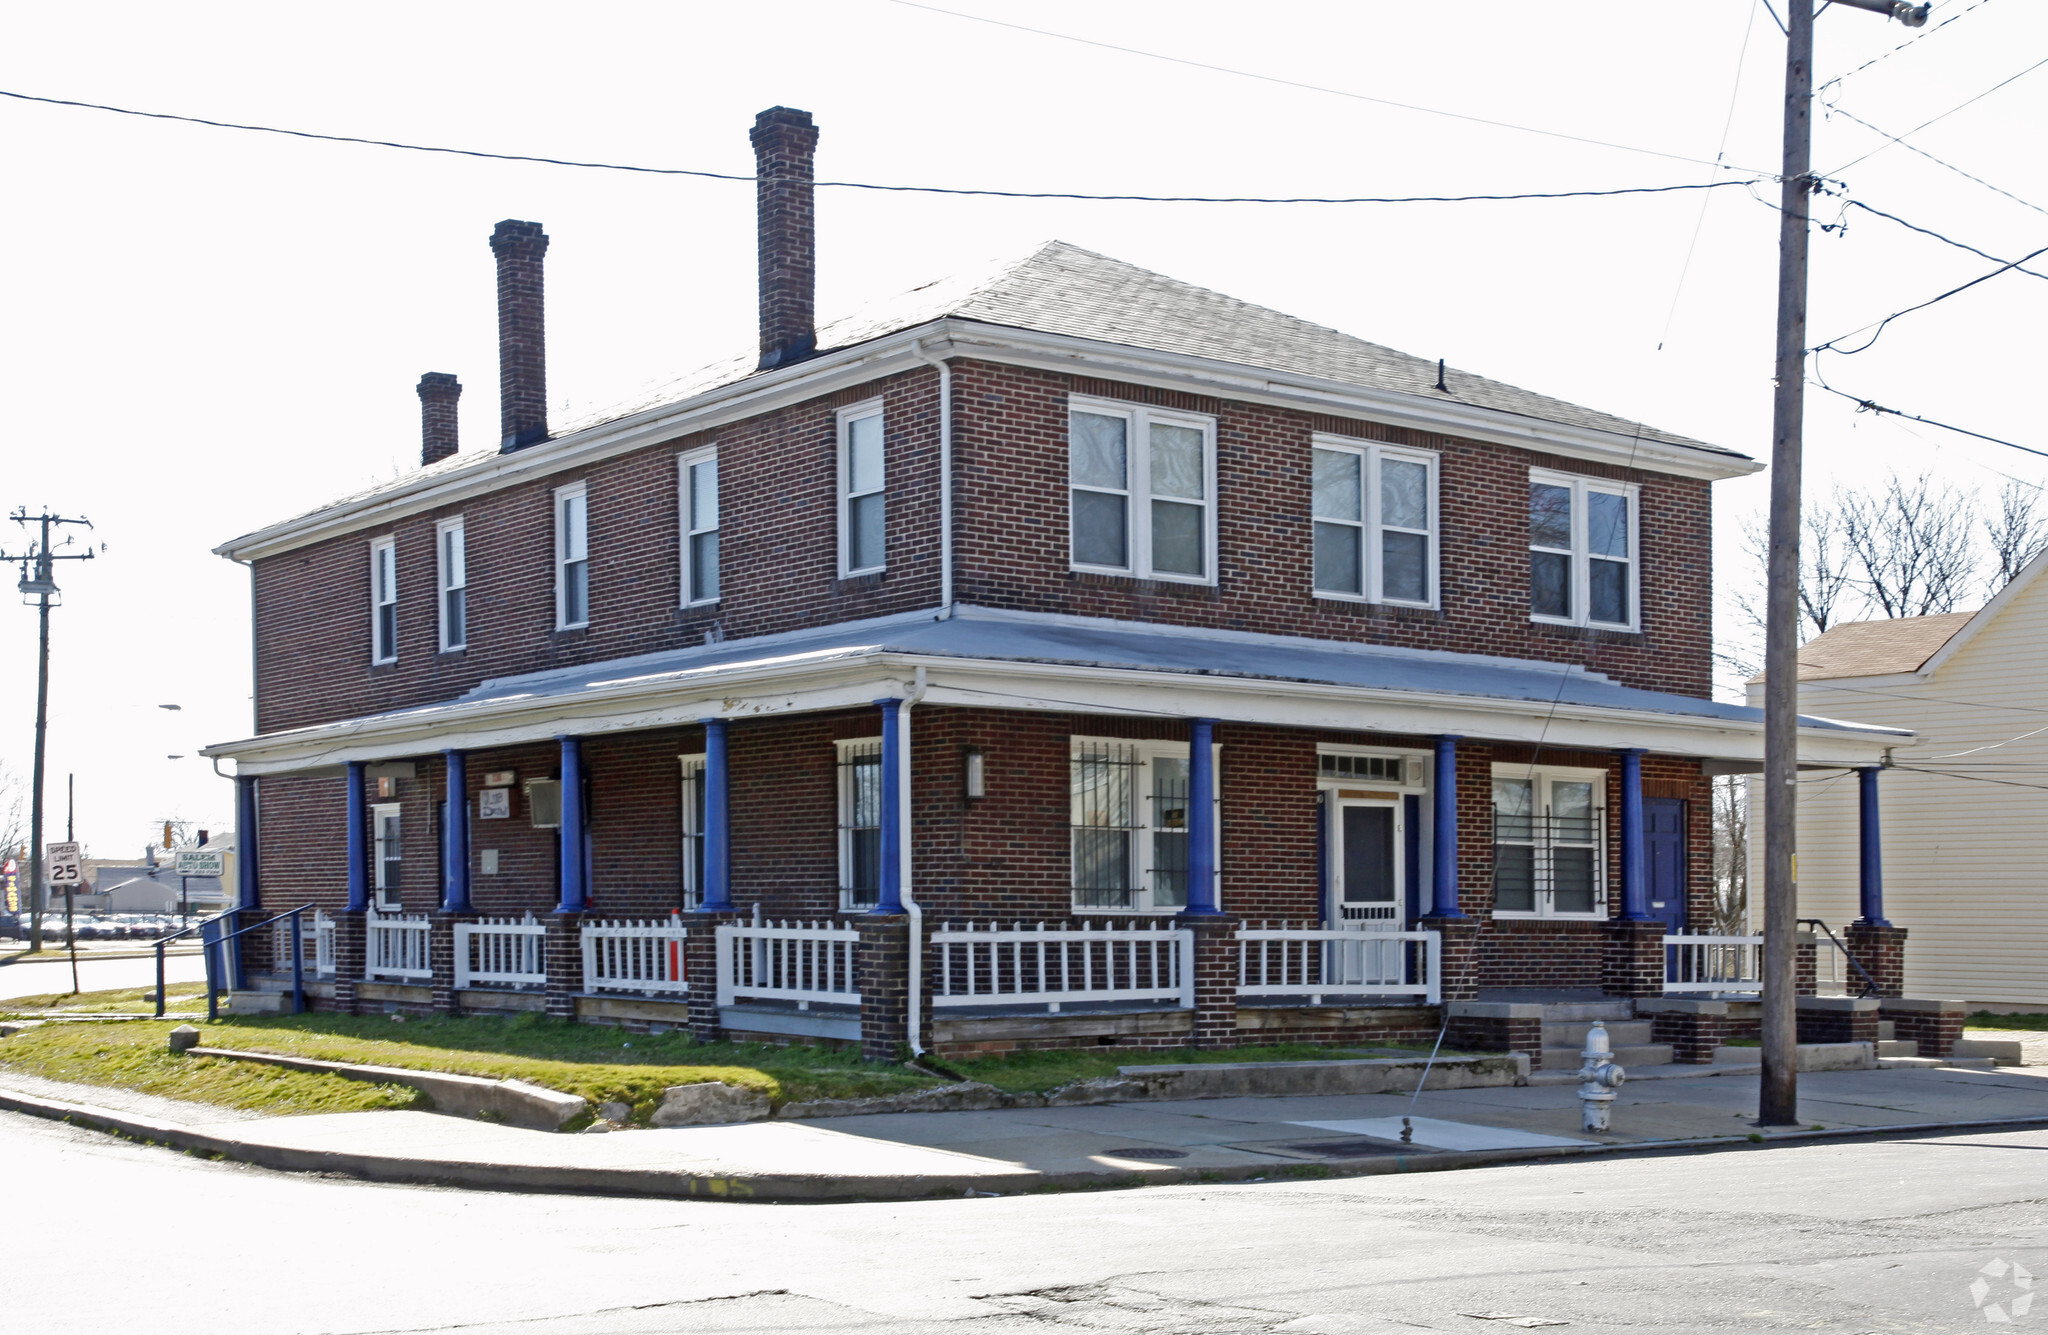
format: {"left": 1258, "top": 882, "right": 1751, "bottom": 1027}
{"left": 1071, "top": 741, "right": 1140, "bottom": 908}
{"left": 839, "top": 741, "right": 882, "bottom": 907}
{"left": 1492, "top": 812, "right": 1603, "bottom": 914}
{"left": 679, "top": 758, "right": 705, "bottom": 910}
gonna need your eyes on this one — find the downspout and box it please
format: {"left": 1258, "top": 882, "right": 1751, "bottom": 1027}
{"left": 900, "top": 664, "right": 928, "bottom": 1056}
{"left": 913, "top": 340, "right": 954, "bottom": 618}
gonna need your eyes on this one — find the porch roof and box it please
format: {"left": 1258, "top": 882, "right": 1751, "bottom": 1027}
{"left": 205, "top": 606, "right": 1909, "bottom": 775}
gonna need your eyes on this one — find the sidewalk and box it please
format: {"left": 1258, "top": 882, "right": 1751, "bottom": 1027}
{"left": 4, "top": 1060, "right": 2045, "bottom": 1203}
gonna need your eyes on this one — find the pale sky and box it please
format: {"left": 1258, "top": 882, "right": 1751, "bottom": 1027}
{"left": 1, "top": 0, "right": 2041, "bottom": 860}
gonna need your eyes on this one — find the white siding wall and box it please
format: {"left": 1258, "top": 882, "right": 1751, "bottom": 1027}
{"left": 1756, "top": 587, "right": 2048, "bottom": 1006}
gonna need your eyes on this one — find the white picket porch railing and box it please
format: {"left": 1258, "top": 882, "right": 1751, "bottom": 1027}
{"left": 582, "top": 917, "right": 690, "bottom": 996}
{"left": 1235, "top": 923, "right": 1441, "bottom": 1005}
{"left": 1664, "top": 933, "right": 1765, "bottom": 995}
{"left": 270, "top": 909, "right": 336, "bottom": 979}
{"left": 454, "top": 915, "right": 547, "bottom": 989}
{"left": 930, "top": 920, "right": 1195, "bottom": 1013}
{"left": 715, "top": 920, "right": 860, "bottom": 1009}
{"left": 365, "top": 912, "right": 432, "bottom": 981}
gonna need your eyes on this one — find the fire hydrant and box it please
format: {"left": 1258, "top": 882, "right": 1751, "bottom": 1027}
{"left": 1576, "top": 1019, "right": 1627, "bottom": 1133}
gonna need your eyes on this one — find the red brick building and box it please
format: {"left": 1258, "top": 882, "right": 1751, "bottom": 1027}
{"left": 204, "top": 107, "right": 1903, "bottom": 1065}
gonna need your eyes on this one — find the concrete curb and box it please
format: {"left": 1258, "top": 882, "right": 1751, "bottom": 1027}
{"left": 186, "top": 1048, "right": 587, "bottom": 1131}
{"left": 6, "top": 1080, "right": 2048, "bottom": 1205}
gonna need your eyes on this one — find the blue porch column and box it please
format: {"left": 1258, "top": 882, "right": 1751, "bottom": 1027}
{"left": 873, "top": 699, "right": 904, "bottom": 914}
{"left": 699, "top": 718, "right": 733, "bottom": 912}
{"left": 235, "top": 774, "right": 261, "bottom": 909}
{"left": 1618, "top": 748, "right": 1650, "bottom": 920}
{"left": 555, "top": 735, "right": 587, "bottom": 914}
{"left": 1429, "top": 735, "right": 1465, "bottom": 918}
{"left": 1185, "top": 718, "right": 1221, "bottom": 915}
{"left": 441, "top": 749, "right": 472, "bottom": 913}
{"left": 1857, "top": 767, "right": 1888, "bottom": 926}
{"left": 345, "top": 761, "right": 369, "bottom": 912}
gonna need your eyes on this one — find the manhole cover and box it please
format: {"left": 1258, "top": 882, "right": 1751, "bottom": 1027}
{"left": 1100, "top": 1146, "right": 1189, "bottom": 1160}
{"left": 1279, "top": 1138, "right": 1425, "bottom": 1158}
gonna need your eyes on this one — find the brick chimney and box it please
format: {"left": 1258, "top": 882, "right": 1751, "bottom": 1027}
{"left": 489, "top": 219, "right": 549, "bottom": 451}
{"left": 417, "top": 372, "right": 462, "bottom": 466}
{"left": 751, "top": 107, "right": 819, "bottom": 371}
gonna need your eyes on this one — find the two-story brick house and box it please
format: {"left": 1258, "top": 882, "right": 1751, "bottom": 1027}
{"left": 203, "top": 107, "right": 1903, "bottom": 1065}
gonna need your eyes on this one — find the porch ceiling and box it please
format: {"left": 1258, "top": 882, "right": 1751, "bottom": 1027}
{"left": 204, "top": 606, "right": 1908, "bottom": 775}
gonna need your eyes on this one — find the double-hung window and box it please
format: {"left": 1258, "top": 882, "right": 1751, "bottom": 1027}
{"left": 1529, "top": 470, "right": 1637, "bottom": 629}
{"left": 372, "top": 803, "right": 403, "bottom": 911}
{"left": 1069, "top": 400, "right": 1215, "bottom": 583}
{"left": 555, "top": 483, "right": 589, "bottom": 629}
{"left": 1069, "top": 737, "right": 1221, "bottom": 912}
{"left": 838, "top": 403, "right": 886, "bottom": 576}
{"left": 679, "top": 447, "right": 719, "bottom": 605}
{"left": 1491, "top": 768, "right": 1605, "bottom": 918}
{"left": 436, "top": 518, "right": 466, "bottom": 652}
{"left": 369, "top": 537, "right": 398, "bottom": 664}
{"left": 837, "top": 739, "right": 883, "bottom": 909}
{"left": 1311, "top": 438, "right": 1438, "bottom": 605}
{"left": 678, "top": 754, "right": 706, "bottom": 909}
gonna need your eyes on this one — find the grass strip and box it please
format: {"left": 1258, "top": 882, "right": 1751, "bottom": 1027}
{"left": 1966, "top": 1012, "right": 2048, "bottom": 1032}
{"left": 2, "top": 982, "right": 209, "bottom": 1015}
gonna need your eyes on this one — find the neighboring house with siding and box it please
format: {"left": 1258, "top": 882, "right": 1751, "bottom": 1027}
{"left": 1751, "top": 563, "right": 2048, "bottom": 1008}
{"left": 201, "top": 106, "right": 1903, "bottom": 1065}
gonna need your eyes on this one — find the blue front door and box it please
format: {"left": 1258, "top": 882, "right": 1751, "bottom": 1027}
{"left": 1644, "top": 797, "right": 1687, "bottom": 934}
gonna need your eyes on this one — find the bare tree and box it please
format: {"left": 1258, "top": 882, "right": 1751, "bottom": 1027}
{"left": 1839, "top": 473, "right": 1978, "bottom": 619}
{"left": 1736, "top": 501, "right": 1857, "bottom": 644}
{"left": 1986, "top": 479, "right": 2048, "bottom": 590}
{"left": 1710, "top": 774, "right": 1749, "bottom": 934}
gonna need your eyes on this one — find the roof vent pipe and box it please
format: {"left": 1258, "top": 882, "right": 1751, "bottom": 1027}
{"left": 750, "top": 107, "right": 819, "bottom": 371}
{"left": 489, "top": 219, "right": 550, "bottom": 452}
{"left": 417, "top": 373, "right": 462, "bottom": 466}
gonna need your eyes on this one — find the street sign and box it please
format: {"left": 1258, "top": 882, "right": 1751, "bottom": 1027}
{"left": 175, "top": 848, "right": 226, "bottom": 878}
{"left": 46, "top": 841, "right": 83, "bottom": 886}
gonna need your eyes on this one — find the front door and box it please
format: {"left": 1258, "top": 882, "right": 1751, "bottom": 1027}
{"left": 1330, "top": 799, "right": 1402, "bottom": 930}
{"left": 1644, "top": 797, "right": 1687, "bottom": 935}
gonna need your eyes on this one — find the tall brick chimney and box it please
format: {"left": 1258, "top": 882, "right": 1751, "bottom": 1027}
{"left": 417, "top": 372, "right": 462, "bottom": 466}
{"left": 489, "top": 219, "right": 549, "bottom": 452}
{"left": 751, "top": 107, "right": 819, "bottom": 371}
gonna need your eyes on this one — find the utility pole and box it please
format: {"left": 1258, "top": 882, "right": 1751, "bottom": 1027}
{"left": 3, "top": 509, "right": 96, "bottom": 956}
{"left": 1759, "top": 0, "right": 1926, "bottom": 1127}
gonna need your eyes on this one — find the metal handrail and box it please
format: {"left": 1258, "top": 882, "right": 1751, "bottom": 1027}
{"left": 158, "top": 904, "right": 316, "bottom": 1020}
{"left": 1800, "top": 918, "right": 1881, "bottom": 998}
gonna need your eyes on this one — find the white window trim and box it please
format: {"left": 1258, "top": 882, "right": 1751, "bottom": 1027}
{"left": 371, "top": 801, "right": 403, "bottom": 911}
{"left": 369, "top": 536, "right": 398, "bottom": 665}
{"left": 1310, "top": 435, "right": 1439, "bottom": 609}
{"left": 436, "top": 517, "right": 467, "bottom": 653}
{"left": 1069, "top": 736, "right": 1223, "bottom": 915}
{"left": 1067, "top": 397, "right": 1219, "bottom": 586}
{"left": 1489, "top": 763, "right": 1609, "bottom": 921}
{"left": 1528, "top": 468, "right": 1640, "bottom": 631}
{"left": 835, "top": 737, "right": 883, "bottom": 911}
{"left": 679, "top": 753, "right": 706, "bottom": 909}
{"left": 678, "top": 446, "right": 719, "bottom": 608}
{"left": 554, "top": 481, "right": 589, "bottom": 631}
{"left": 1314, "top": 744, "right": 1429, "bottom": 793}
{"left": 837, "top": 401, "right": 886, "bottom": 578}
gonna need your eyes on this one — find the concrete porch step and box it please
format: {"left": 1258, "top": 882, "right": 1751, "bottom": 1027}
{"left": 1541, "top": 1042, "right": 1674, "bottom": 1069}
{"left": 1544, "top": 1019, "right": 1653, "bottom": 1047}
{"left": 1533, "top": 1000, "right": 1634, "bottom": 1023}
{"left": 1878, "top": 1039, "right": 1918, "bottom": 1059}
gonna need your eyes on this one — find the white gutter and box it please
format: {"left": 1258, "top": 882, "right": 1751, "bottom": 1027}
{"left": 900, "top": 665, "right": 928, "bottom": 1058}
{"left": 913, "top": 340, "right": 955, "bottom": 616}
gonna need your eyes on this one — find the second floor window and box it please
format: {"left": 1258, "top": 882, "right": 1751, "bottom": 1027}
{"left": 680, "top": 448, "right": 719, "bottom": 604}
{"left": 1069, "top": 400, "right": 1215, "bottom": 583}
{"left": 555, "top": 483, "right": 589, "bottom": 629}
{"left": 369, "top": 537, "right": 397, "bottom": 664}
{"left": 839, "top": 404, "right": 886, "bottom": 576}
{"left": 1530, "top": 471, "right": 1637, "bottom": 629}
{"left": 1312, "top": 439, "right": 1437, "bottom": 606}
{"left": 437, "top": 518, "right": 466, "bottom": 652}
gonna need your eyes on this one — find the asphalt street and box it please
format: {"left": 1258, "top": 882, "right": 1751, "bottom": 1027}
{"left": 0, "top": 949, "right": 206, "bottom": 1000}
{"left": 6, "top": 1109, "right": 2042, "bottom": 1334}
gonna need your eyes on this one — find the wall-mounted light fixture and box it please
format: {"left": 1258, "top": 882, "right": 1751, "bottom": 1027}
{"left": 964, "top": 749, "right": 986, "bottom": 800}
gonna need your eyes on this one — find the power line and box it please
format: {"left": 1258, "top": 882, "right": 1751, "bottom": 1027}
{"left": 881, "top": 0, "right": 1777, "bottom": 177}
{"left": 1657, "top": 0, "right": 1761, "bottom": 351}
{"left": 1824, "top": 100, "right": 2048, "bottom": 216}
{"left": 1827, "top": 52, "right": 2048, "bottom": 175}
{"left": 1843, "top": 199, "right": 2048, "bottom": 280}
{"left": 0, "top": 87, "right": 1763, "bottom": 208}
{"left": 1810, "top": 240, "right": 2048, "bottom": 354}
{"left": 1888, "top": 764, "right": 2048, "bottom": 792}
{"left": 1818, "top": 0, "right": 1995, "bottom": 93}
{"left": 1811, "top": 374, "right": 2048, "bottom": 460}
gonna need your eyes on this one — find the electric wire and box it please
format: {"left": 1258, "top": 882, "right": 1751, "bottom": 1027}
{"left": 0, "top": 88, "right": 1763, "bottom": 207}
{"left": 1811, "top": 370, "right": 2048, "bottom": 460}
{"left": 1818, "top": 0, "right": 1995, "bottom": 93}
{"left": 1809, "top": 240, "right": 2048, "bottom": 354}
{"left": 1657, "top": 0, "right": 1761, "bottom": 351}
{"left": 1842, "top": 199, "right": 2048, "bottom": 279}
{"left": 1823, "top": 101, "right": 2048, "bottom": 216}
{"left": 881, "top": 0, "right": 1777, "bottom": 176}
{"left": 1827, "top": 53, "right": 2048, "bottom": 174}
